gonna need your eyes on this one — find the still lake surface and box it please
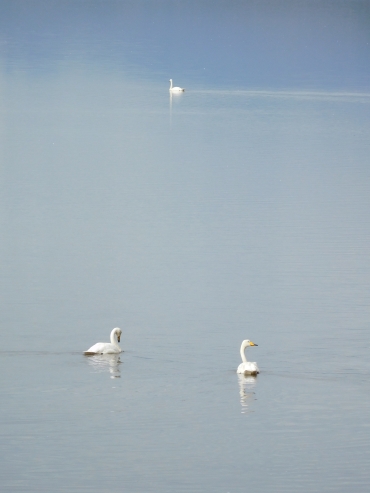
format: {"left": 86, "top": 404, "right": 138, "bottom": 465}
{"left": 1, "top": 1, "right": 370, "bottom": 492}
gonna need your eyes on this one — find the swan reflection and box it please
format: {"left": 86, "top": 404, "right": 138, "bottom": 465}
{"left": 169, "top": 88, "right": 184, "bottom": 127}
{"left": 85, "top": 354, "right": 122, "bottom": 379}
{"left": 237, "top": 374, "right": 257, "bottom": 414}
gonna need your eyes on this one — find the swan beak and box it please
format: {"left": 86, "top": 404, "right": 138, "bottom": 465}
{"left": 117, "top": 335, "right": 121, "bottom": 342}
{"left": 250, "top": 341, "right": 258, "bottom": 346}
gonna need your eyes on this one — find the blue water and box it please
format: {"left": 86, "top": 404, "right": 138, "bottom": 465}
{"left": 1, "top": 1, "right": 370, "bottom": 492}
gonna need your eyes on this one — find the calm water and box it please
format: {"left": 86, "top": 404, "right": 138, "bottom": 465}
{"left": 1, "top": 1, "right": 370, "bottom": 492}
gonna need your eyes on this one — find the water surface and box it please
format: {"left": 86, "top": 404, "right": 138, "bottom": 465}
{"left": 1, "top": 1, "right": 370, "bottom": 492}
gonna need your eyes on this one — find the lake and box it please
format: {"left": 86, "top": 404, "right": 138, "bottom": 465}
{"left": 1, "top": 1, "right": 370, "bottom": 492}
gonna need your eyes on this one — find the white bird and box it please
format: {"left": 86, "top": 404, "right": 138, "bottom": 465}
{"left": 237, "top": 339, "right": 259, "bottom": 375}
{"left": 84, "top": 328, "right": 123, "bottom": 355}
{"left": 169, "top": 79, "right": 185, "bottom": 92}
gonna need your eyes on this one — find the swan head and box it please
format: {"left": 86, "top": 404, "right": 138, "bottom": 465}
{"left": 114, "top": 328, "right": 122, "bottom": 342}
{"left": 242, "top": 339, "right": 258, "bottom": 348}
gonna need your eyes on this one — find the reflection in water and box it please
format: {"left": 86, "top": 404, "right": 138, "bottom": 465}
{"left": 169, "top": 90, "right": 184, "bottom": 127}
{"left": 237, "top": 374, "right": 257, "bottom": 414}
{"left": 169, "top": 90, "right": 172, "bottom": 126}
{"left": 85, "top": 354, "right": 122, "bottom": 379}
{"left": 169, "top": 90, "right": 173, "bottom": 127}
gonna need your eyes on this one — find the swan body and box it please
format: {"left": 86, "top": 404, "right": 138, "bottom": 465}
{"left": 237, "top": 339, "right": 259, "bottom": 375}
{"left": 169, "top": 79, "right": 185, "bottom": 92}
{"left": 84, "top": 328, "right": 122, "bottom": 355}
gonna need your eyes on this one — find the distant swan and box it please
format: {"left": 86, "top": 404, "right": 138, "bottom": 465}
{"left": 84, "top": 328, "right": 122, "bottom": 355}
{"left": 237, "top": 340, "right": 259, "bottom": 375}
{"left": 169, "top": 79, "right": 185, "bottom": 92}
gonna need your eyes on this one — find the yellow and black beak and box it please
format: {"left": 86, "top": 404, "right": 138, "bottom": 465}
{"left": 117, "top": 335, "right": 121, "bottom": 342}
{"left": 250, "top": 341, "right": 258, "bottom": 346}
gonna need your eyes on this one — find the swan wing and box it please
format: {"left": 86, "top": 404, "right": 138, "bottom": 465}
{"left": 237, "top": 362, "right": 259, "bottom": 374}
{"left": 84, "top": 342, "right": 121, "bottom": 355}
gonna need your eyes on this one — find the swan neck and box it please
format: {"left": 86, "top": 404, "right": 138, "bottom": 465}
{"left": 170, "top": 79, "right": 172, "bottom": 89}
{"left": 110, "top": 329, "right": 119, "bottom": 348}
{"left": 240, "top": 344, "right": 247, "bottom": 363}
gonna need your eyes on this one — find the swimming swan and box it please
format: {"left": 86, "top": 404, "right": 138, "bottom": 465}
{"left": 84, "top": 327, "right": 122, "bottom": 355}
{"left": 237, "top": 340, "right": 259, "bottom": 375}
{"left": 169, "top": 79, "right": 185, "bottom": 92}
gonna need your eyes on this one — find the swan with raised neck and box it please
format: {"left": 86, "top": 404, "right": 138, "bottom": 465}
{"left": 84, "top": 328, "right": 122, "bottom": 355}
{"left": 237, "top": 339, "right": 259, "bottom": 375}
{"left": 169, "top": 79, "right": 185, "bottom": 92}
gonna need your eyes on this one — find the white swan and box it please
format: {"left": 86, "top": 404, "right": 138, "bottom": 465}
{"left": 169, "top": 79, "right": 185, "bottom": 92}
{"left": 237, "top": 340, "right": 259, "bottom": 375}
{"left": 84, "top": 328, "right": 122, "bottom": 355}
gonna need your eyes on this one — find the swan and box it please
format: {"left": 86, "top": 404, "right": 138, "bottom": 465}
{"left": 84, "top": 328, "right": 122, "bottom": 355}
{"left": 237, "top": 339, "right": 259, "bottom": 375}
{"left": 169, "top": 79, "right": 185, "bottom": 92}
